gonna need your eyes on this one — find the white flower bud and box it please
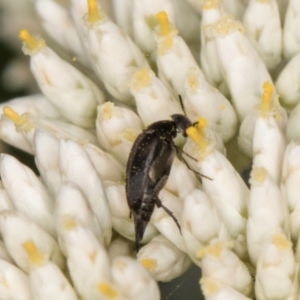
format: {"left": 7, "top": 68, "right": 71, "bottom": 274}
{"left": 29, "top": 260, "right": 78, "bottom": 300}
{"left": 281, "top": 141, "right": 300, "bottom": 243}
{"left": 59, "top": 139, "right": 112, "bottom": 247}
{"left": 212, "top": 15, "right": 272, "bottom": 121}
{"left": 0, "top": 113, "right": 34, "bottom": 154}
{"left": 243, "top": 0, "right": 282, "bottom": 71}
{"left": 247, "top": 167, "right": 288, "bottom": 266}
{"left": 34, "top": 129, "right": 61, "bottom": 196}
{"left": 96, "top": 102, "right": 143, "bottom": 164}
{"left": 104, "top": 181, "right": 158, "bottom": 244}
{"left": 0, "top": 180, "right": 13, "bottom": 213}
{"left": 84, "top": 142, "right": 125, "bottom": 182}
{"left": 132, "top": 0, "right": 175, "bottom": 57}
{"left": 285, "top": 101, "right": 300, "bottom": 143}
{"left": 283, "top": 0, "right": 300, "bottom": 60}
{"left": 253, "top": 115, "right": 286, "bottom": 185}
{"left": 154, "top": 11, "right": 202, "bottom": 97}
{"left": 108, "top": 234, "right": 134, "bottom": 261}
{"left": 0, "top": 94, "right": 61, "bottom": 120}
{"left": 130, "top": 67, "right": 183, "bottom": 126}
{"left": 55, "top": 183, "right": 105, "bottom": 254}
{"left": 200, "top": 0, "right": 228, "bottom": 96}
{"left": 165, "top": 157, "right": 201, "bottom": 200}
{"left": 255, "top": 233, "right": 298, "bottom": 300}
{"left": 201, "top": 277, "right": 252, "bottom": 300}
{"left": 1, "top": 106, "right": 99, "bottom": 153}
{"left": 34, "top": 0, "right": 89, "bottom": 66}
{"left": 63, "top": 225, "right": 117, "bottom": 300}
{"left": 19, "top": 29, "right": 105, "bottom": 128}
{"left": 239, "top": 81, "right": 287, "bottom": 158}
{"left": 112, "top": 256, "right": 160, "bottom": 300}
{"left": 276, "top": 52, "right": 300, "bottom": 111}
{"left": 186, "top": 0, "right": 202, "bottom": 14}
{"left": 138, "top": 235, "right": 192, "bottom": 282}
{"left": 0, "top": 259, "right": 32, "bottom": 300}
{"left": 181, "top": 189, "right": 228, "bottom": 263}
{"left": 0, "top": 154, "right": 56, "bottom": 237}
{"left": 84, "top": 2, "right": 149, "bottom": 104}
{"left": 184, "top": 66, "right": 238, "bottom": 142}
{"left": 198, "top": 242, "right": 253, "bottom": 297}
{"left": 0, "top": 240, "right": 13, "bottom": 263}
{"left": 151, "top": 189, "right": 185, "bottom": 252}
{"left": 0, "top": 211, "right": 65, "bottom": 273}
{"left": 112, "top": 0, "right": 134, "bottom": 37}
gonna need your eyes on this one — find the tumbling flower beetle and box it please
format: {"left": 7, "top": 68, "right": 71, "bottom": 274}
{"left": 126, "top": 98, "right": 204, "bottom": 251}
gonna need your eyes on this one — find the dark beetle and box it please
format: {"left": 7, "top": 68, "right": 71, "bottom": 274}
{"left": 125, "top": 113, "right": 197, "bottom": 251}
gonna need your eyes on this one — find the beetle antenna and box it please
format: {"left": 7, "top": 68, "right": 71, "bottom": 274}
{"left": 178, "top": 94, "right": 186, "bottom": 115}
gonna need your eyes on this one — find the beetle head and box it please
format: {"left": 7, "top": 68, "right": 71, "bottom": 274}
{"left": 171, "top": 114, "right": 193, "bottom": 137}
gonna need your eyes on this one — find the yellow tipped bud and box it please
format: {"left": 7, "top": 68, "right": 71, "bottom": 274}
{"left": 202, "top": 0, "right": 222, "bottom": 10}
{"left": 213, "top": 15, "right": 244, "bottom": 36}
{"left": 272, "top": 233, "right": 291, "bottom": 251}
{"left": 121, "top": 129, "right": 139, "bottom": 142}
{"left": 259, "top": 81, "right": 274, "bottom": 117}
{"left": 101, "top": 102, "right": 114, "bottom": 120}
{"left": 140, "top": 258, "right": 157, "bottom": 271}
{"left": 251, "top": 167, "right": 267, "bottom": 184}
{"left": 3, "top": 106, "right": 34, "bottom": 132}
{"left": 156, "top": 11, "right": 171, "bottom": 36}
{"left": 19, "top": 29, "right": 45, "bottom": 51}
{"left": 197, "top": 242, "right": 233, "bottom": 259}
{"left": 23, "top": 241, "right": 44, "bottom": 266}
{"left": 63, "top": 216, "right": 77, "bottom": 231}
{"left": 97, "top": 282, "right": 118, "bottom": 299}
{"left": 201, "top": 277, "right": 219, "bottom": 295}
{"left": 131, "top": 67, "right": 152, "bottom": 91}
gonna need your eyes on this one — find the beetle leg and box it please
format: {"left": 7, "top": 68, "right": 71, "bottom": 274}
{"left": 155, "top": 197, "right": 181, "bottom": 233}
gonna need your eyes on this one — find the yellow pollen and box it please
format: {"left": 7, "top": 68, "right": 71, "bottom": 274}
{"left": 101, "top": 102, "right": 114, "bottom": 120}
{"left": 3, "top": 106, "right": 34, "bottom": 132}
{"left": 19, "top": 29, "right": 46, "bottom": 50}
{"left": 121, "top": 129, "right": 139, "bottom": 142}
{"left": 23, "top": 241, "right": 44, "bottom": 266}
{"left": 201, "top": 277, "right": 218, "bottom": 295}
{"left": 272, "top": 234, "right": 291, "bottom": 250}
{"left": 202, "top": 0, "right": 221, "bottom": 10}
{"left": 156, "top": 11, "right": 171, "bottom": 36}
{"left": 197, "top": 242, "right": 233, "bottom": 259}
{"left": 187, "top": 68, "right": 199, "bottom": 93}
{"left": 97, "top": 282, "right": 118, "bottom": 299}
{"left": 259, "top": 81, "right": 274, "bottom": 117}
{"left": 87, "top": 0, "right": 100, "bottom": 23}
{"left": 251, "top": 167, "right": 267, "bottom": 183}
{"left": 140, "top": 258, "right": 157, "bottom": 270}
{"left": 131, "top": 67, "right": 151, "bottom": 90}
{"left": 63, "top": 216, "right": 77, "bottom": 230}
{"left": 213, "top": 15, "right": 244, "bottom": 36}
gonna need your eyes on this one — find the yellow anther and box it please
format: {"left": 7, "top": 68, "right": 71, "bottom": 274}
{"left": 140, "top": 258, "right": 157, "bottom": 270}
{"left": 19, "top": 29, "right": 46, "bottom": 51}
{"left": 186, "top": 126, "right": 208, "bottom": 153}
{"left": 23, "top": 241, "right": 44, "bottom": 266}
{"left": 156, "top": 11, "right": 171, "bottom": 36}
{"left": 196, "top": 118, "right": 207, "bottom": 132}
{"left": 3, "top": 106, "right": 34, "bottom": 132}
{"left": 87, "top": 0, "right": 100, "bottom": 22}
{"left": 259, "top": 81, "right": 274, "bottom": 117}
{"left": 97, "top": 282, "right": 118, "bottom": 299}
{"left": 272, "top": 233, "right": 291, "bottom": 250}
{"left": 197, "top": 242, "right": 233, "bottom": 259}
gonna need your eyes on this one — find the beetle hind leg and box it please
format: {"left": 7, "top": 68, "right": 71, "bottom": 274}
{"left": 155, "top": 197, "right": 181, "bottom": 233}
